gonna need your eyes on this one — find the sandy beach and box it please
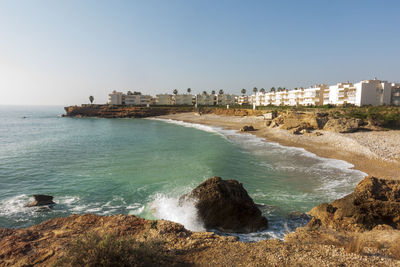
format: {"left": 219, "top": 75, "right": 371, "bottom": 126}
{"left": 158, "top": 113, "right": 400, "bottom": 180}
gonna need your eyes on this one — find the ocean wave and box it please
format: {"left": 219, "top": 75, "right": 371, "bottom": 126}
{"left": 149, "top": 193, "right": 205, "bottom": 232}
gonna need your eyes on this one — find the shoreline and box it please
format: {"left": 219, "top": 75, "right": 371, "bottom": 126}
{"left": 157, "top": 113, "right": 400, "bottom": 180}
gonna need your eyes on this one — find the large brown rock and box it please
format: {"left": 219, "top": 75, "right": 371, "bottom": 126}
{"left": 323, "top": 118, "right": 365, "bottom": 133}
{"left": 181, "top": 177, "right": 268, "bottom": 233}
{"left": 308, "top": 176, "right": 400, "bottom": 231}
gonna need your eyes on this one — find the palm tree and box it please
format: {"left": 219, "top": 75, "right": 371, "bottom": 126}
{"left": 253, "top": 87, "right": 258, "bottom": 94}
{"left": 211, "top": 90, "right": 216, "bottom": 95}
{"left": 219, "top": 89, "right": 224, "bottom": 95}
{"left": 241, "top": 88, "right": 246, "bottom": 95}
{"left": 260, "top": 88, "right": 265, "bottom": 93}
{"left": 202, "top": 91, "right": 207, "bottom": 95}
{"left": 270, "top": 87, "right": 276, "bottom": 92}
{"left": 187, "top": 88, "right": 191, "bottom": 94}
{"left": 173, "top": 89, "right": 178, "bottom": 95}
{"left": 89, "top": 95, "right": 94, "bottom": 104}
{"left": 277, "top": 87, "right": 282, "bottom": 92}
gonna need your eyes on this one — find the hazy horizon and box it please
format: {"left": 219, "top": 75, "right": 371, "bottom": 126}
{"left": 1, "top": 0, "right": 399, "bottom": 105}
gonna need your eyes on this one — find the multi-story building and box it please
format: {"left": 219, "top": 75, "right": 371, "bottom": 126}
{"left": 391, "top": 83, "right": 400, "bottom": 106}
{"left": 125, "top": 91, "right": 153, "bottom": 105}
{"left": 196, "top": 94, "right": 215, "bottom": 105}
{"left": 299, "top": 84, "right": 327, "bottom": 106}
{"left": 174, "top": 94, "right": 194, "bottom": 105}
{"left": 108, "top": 91, "right": 125, "bottom": 105}
{"left": 328, "top": 83, "right": 356, "bottom": 105}
{"left": 238, "top": 95, "right": 249, "bottom": 105}
{"left": 217, "top": 94, "right": 237, "bottom": 105}
{"left": 156, "top": 94, "right": 174, "bottom": 105}
{"left": 354, "top": 79, "right": 392, "bottom": 106}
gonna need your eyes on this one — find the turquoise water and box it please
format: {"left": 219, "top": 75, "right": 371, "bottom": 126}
{"left": 0, "top": 106, "right": 365, "bottom": 240}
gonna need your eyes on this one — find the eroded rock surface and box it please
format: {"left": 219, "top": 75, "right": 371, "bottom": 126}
{"left": 309, "top": 176, "right": 400, "bottom": 231}
{"left": 180, "top": 177, "right": 268, "bottom": 233}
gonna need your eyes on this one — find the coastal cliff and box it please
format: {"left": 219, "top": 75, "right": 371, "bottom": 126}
{"left": 1, "top": 176, "right": 400, "bottom": 266}
{"left": 64, "top": 105, "right": 194, "bottom": 118}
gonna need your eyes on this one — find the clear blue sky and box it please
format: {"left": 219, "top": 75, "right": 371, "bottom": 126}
{"left": 1, "top": 0, "right": 399, "bottom": 105}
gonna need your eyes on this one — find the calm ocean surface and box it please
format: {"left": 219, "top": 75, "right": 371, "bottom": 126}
{"left": 0, "top": 105, "right": 366, "bottom": 240}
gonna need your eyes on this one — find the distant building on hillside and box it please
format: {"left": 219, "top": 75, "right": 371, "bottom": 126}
{"left": 174, "top": 94, "right": 194, "bottom": 105}
{"left": 354, "top": 79, "right": 392, "bottom": 106}
{"left": 109, "top": 91, "right": 125, "bottom": 105}
{"left": 391, "top": 83, "right": 400, "bottom": 106}
{"left": 155, "top": 94, "right": 174, "bottom": 105}
{"left": 328, "top": 82, "right": 356, "bottom": 105}
{"left": 217, "top": 94, "right": 237, "bottom": 105}
{"left": 108, "top": 91, "right": 152, "bottom": 105}
{"left": 125, "top": 91, "right": 153, "bottom": 105}
{"left": 196, "top": 94, "right": 215, "bottom": 105}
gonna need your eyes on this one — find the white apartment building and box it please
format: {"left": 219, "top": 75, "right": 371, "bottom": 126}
{"left": 354, "top": 79, "right": 392, "bottom": 106}
{"left": 328, "top": 83, "right": 356, "bottom": 105}
{"left": 156, "top": 94, "right": 174, "bottom": 105}
{"left": 174, "top": 94, "right": 194, "bottom": 105}
{"left": 238, "top": 95, "right": 249, "bottom": 105}
{"left": 299, "top": 84, "right": 327, "bottom": 106}
{"left": 125, "top": 92, "right": 153, "bottom": 105}
{"left": 109, "top": 91, "right": 125, "bottom": 105}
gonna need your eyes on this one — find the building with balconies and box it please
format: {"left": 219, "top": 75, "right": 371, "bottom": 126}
{"left": 174, "top": 94, "right": 194, "bottom": 105}
{"left": 156, "top": 94, "right": 174, "bottom": 105}
{"left": 108, "top": 91, "right": 125, "bottom": 105}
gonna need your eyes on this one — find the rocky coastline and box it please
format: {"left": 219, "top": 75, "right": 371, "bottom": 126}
{"left": 1, "top": 176, "right": 400, "bottom": 266}
{"left": 3, "top": 106, "right": 397, "bottom": 265}
{"left": 63, "top": 105, "right": 194, "bottom": 118}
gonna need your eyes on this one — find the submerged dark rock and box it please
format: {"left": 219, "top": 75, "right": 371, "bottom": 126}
{"left": 181, "top": 177, "right": 268, "bottom": 233}
{"left": 240, "top": 125, "right": 255, "bottom": 132}
{"left": 26, "top": 195, "right": 55, "bottom": 207}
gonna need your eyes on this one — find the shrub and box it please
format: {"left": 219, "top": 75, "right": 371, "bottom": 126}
{"left": 55, "top": 231, "right": 172, "bottom": 267}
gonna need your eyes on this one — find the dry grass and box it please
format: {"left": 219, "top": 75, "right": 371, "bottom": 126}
{"left": 55, "top": 231, "right": 177, "bottom": 267}
{"left": 389, "top": 237, "right": 400, "bottom": 260}
{"left": 345, "top": 236, "right": 385, "bottom": 255}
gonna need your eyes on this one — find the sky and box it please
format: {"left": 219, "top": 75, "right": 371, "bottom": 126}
{"left": 0, "top": 0, "right": 399, "bottom": 105}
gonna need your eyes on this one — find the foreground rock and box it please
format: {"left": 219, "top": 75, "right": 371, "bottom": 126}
{"left": 25, "top": 195, "right": 55, "bottom": 207}
{"left": 1, "top": 214, "right": 399, "bottom": 266}
{"left": 308, "top": 176, "right": 400, "bottom": 231}
{"left": 181, "top": 177, "right": 268, "bottom": 233}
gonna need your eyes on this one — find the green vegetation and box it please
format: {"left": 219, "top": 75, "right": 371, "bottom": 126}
{"left": 56, "top": 231, "right": 175, "bottom": 267}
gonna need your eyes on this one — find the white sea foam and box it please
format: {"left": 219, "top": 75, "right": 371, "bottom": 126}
{"left": 149, "top": 118, "right": 224, "bottom": 136}
{"left": 150, "top": 193, "right": 205, "bottom": 232}
{"left": 0, "top": 194, "right": 31, "bottom": 216}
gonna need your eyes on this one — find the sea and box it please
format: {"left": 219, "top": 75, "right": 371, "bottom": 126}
{"left": 0, "top": 105, "right": 366, "bottom": 241}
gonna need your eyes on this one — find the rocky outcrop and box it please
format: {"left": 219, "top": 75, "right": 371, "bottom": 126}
{"left": 1, "top": 214, "right": 399, "bottom": 266}
{"left": 308, "top": 176, "right": 400, "bottom": 231}
{"left": 64, "top": 105, "right": 194, "bottom": 118}
{"left": 240, "top": 125, "right": 255, "bottom": 132}
{"left": 180, "top": 177, "right": 268, "bottom": 233}
{"left": 323, "top": 118, "right": 365, "bottom": 133}
{"left": 25, "top": 195, "right": 55, "bottom": 207}
{"left": 268, "top": 111, "right": 371, "bottom": 134}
